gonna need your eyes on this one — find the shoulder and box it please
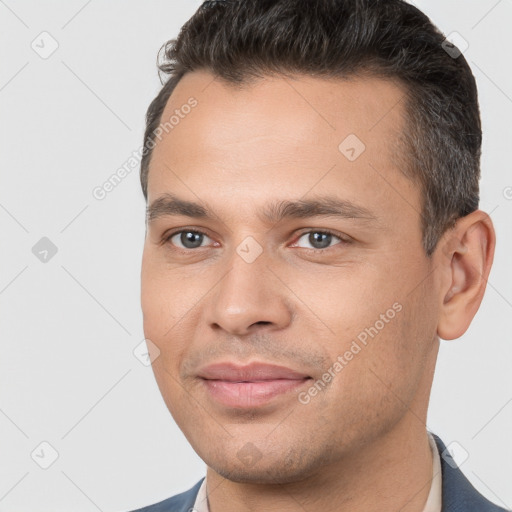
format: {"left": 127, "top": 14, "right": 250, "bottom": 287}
{"left": 431, "top": 434, "right": 509, "bottom": 512}
{"left": 128, "top": 477, "right": 205, "bottom": 512}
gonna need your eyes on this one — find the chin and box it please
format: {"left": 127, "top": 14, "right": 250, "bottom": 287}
{"left": 204, "top": 443, "right": 327, "bottom": 485}
{"left": 211, "top": 463, "right": 316, "bottom": 485}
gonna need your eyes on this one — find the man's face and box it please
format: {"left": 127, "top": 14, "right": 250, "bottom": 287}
{"left": 141, "top": 70, "right": 441, "bottom": 483}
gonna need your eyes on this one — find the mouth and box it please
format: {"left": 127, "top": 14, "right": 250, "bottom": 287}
{"left": 197, "top": 362, "right": 313, "bottom": 409}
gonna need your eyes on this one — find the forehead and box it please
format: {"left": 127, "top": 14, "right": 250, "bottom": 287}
{"left": 156, "top": 70, "right": 407, "bottom": 154}
{"left": 147, "top": 70, "right": 418, "bottom": 228}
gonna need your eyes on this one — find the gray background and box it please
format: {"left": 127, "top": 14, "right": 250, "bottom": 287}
{"left": 0, "top": 1, "right": 511, "bottom": 510}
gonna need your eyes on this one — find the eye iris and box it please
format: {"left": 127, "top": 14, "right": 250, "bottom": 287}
{"left": 309, "top": 232, "right": 331, "bottom": 249}
{"left": 181, "top": 231, "right": 203, "bottom": 249}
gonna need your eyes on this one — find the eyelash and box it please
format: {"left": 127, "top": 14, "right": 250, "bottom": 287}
{"left": 163, "top": 228, "right": 350, "bottom": 253}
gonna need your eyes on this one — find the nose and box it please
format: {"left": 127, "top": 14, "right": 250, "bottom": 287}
{"left": 204, "top": 246, "right": 293, "bottom": 337}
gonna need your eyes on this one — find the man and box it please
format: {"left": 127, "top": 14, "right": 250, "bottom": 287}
{"left": 133, "top": 0, "right": 507, "bottom": 510}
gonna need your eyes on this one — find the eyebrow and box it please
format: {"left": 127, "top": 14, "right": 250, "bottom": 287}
{"left": 146, "top": 193, "right": 378, "bottom": 225}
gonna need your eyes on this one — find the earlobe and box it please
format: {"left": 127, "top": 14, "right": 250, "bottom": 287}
{"left": 436, "top": 211, "right": 496, "bottom": 341}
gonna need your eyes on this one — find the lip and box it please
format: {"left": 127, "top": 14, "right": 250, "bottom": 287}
{"left": 198, "top": 362, "right": 310, "bottom": 381}
{"left": 198, "top": 362, "right": 311, "bottom": 408}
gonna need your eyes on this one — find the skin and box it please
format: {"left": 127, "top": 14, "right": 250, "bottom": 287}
{"left": 140, "top": 70, "right": 495, "bottom": 511}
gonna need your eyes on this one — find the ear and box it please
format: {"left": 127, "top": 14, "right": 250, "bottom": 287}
{"left": 436, "top": 210, "right": 496, "bottom": 340}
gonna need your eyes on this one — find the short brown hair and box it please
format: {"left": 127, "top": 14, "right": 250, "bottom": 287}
{"left": 140, "top": 0, "right": 481, "bottom": 257}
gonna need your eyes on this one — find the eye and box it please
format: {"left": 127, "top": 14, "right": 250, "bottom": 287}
{"left": 163, "top": 228, "right": 349, "bottom": 252}
{"left": 166, "top": 229, "right": 213, "bottom": 250}
{"left": 292, "top": 230, "right": 347, "bottom": 251}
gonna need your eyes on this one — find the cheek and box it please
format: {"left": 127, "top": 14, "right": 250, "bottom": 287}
{"left": 303, "top": 310, "right": 423, "bottom": 447}
{"left": 289, "top": 263, "right": 402, "bottom": 342}
{"left": 296, "top": 266, "right": 429, "bottom": 401}
{"left": 141, "top": 267, "right": 196, "bottom": 390}
{"left": 141, "top": 257, "right": 201, "bottom": 337}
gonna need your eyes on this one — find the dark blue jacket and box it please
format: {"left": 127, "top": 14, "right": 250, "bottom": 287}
{"left": 130, "top": 434, "right": 509, "bottom": 511}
